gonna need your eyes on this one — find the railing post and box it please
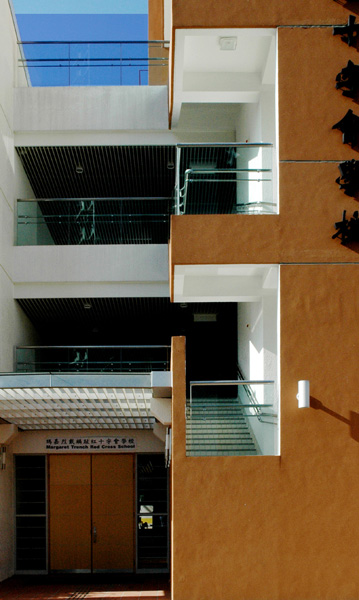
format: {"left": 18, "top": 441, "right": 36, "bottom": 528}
{"left": 175, "top": 146, "right": 181, "bottom": 215}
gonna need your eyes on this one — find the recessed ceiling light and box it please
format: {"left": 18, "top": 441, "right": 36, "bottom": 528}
{"left": 83, "top": 302, "right": 92, "bottom": 309}
{"left": 76, "top": 165, "right": 84, "bottom": 174}
{"left": 219, "top": 36, "right": 237, "bottom": 51}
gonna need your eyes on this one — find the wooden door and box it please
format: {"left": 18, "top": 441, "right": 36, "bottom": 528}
{"left": 49, "top": 455, "right": 91, "bottom": 572}
{"left": 49, "top": 454, "right": 134, "bottom": 572}
{"left": 92, "top": 454, "right": 134, "bottom": 571}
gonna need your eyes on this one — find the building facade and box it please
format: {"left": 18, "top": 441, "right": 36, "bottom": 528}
{"left": 0, "top": 0, "right": 359, "bottom": 598}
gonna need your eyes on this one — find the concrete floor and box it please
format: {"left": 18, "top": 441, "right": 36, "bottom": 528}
{"left": 0, "top": 575, "right": 170, "bottom": 600}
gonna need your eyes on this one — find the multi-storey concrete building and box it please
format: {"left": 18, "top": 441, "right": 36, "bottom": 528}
{"left": 0, "top": 0, "right": 359, "bottom": 598}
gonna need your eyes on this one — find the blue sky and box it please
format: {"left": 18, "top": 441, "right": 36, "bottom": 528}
{"left": 14, "top": 0, "right": 149, "bottom": 85}
{"left": 14, "top": 0, "right": 148, "bottom": 41}
{"left": 13, "top": 0, "right": 148, "bottom": 15}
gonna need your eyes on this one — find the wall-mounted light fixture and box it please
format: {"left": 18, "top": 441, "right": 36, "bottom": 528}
{"left": 297, "top": 380, "right": 310, "bottom": 408}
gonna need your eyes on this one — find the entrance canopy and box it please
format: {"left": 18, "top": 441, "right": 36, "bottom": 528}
{"left": 0, "top": 373, "right": 156, "bottom": 430}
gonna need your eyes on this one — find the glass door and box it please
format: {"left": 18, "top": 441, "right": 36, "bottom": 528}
{"left": 136, "top": 454, "right": 169, "bottom": 572}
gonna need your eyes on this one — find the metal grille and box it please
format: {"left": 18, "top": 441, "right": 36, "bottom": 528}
{"left": 16, "top": 146, "right": 176, "bottom": 199}
{"left": 0, "top": 386, "right": 155, "bottom": 430}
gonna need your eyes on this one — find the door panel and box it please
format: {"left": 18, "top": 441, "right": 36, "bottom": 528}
{"left": 92, "top": 454, "right": 134, "bottom": 571}
{"left": 49, "top": 455, "right": 91, "bottom": 571}
{"left": 49, "top": 454, "right": 134, "bottom": 572}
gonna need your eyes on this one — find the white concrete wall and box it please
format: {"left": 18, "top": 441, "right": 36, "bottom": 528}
{"left": 14, "top": 86, "right": 169, "bottom": 132}
{"left": 0, "top": 0, "right": 38, "bottom": 581}
{"left": 237, "top": 297, "right": 278, "bottom": 455}
{"left": 13, "top": 244, "right": 169, "bottom": 298}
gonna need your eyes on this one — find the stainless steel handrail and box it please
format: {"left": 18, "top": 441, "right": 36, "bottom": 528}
{"left": 190, "top": 380, "right": 274, "bottom": 385}
{"left": 17, "top": 197, "right": 172, "bottom": 202}
{"left": 189, "top": 380, "right": 277, "bottom": 419}
{"left": 175, "top": 143, "right": 274, "bottom": 215}
{"left": 176, "top": 143, "right": 273, "bottom": 148}
{"left": 18, "top": 40, "right": 170, "bottom": 45}
{"left": 181, "top": 167, "right": 272, "bottom": 214}
{"left": 16, "top": 345, "right": 170, "bottom": 349}
{"left": 18, "top": 41, "right": 170, "bottom": 87}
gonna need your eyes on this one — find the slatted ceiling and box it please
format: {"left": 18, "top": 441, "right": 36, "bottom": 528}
{"left": 16, "top": 146, "right": 176, "bottom": 199}
{"left": 16, "top": 297, "right": 225, "bottom": 330}
{"left": 0, "top": 386, "right": 155, "bottom": 430}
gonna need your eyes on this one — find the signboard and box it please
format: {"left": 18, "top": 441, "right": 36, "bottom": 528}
{"left": 45, "top": 436, "right": 136, "bottom": 452}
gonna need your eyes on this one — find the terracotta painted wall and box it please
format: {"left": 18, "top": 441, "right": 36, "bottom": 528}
{"left": 169, "top": 0, "right": 353, "bottom": 121}
{"left": 170, "top": 27, "right": 359, "bottom": 273}
{"left": 171, "top": 0, "right": 350, "bottom": 29}
{"left": 170, "top": 3, "right": 359, "bottom": 599}
{"left": 172, "top": 265, "right": 359, "bottom": 600}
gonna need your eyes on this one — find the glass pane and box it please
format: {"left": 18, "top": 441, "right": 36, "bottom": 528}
{"left": 137, "top": 454, "right": 168, "bottom": 570}
{"left": 15, "top": 457, "right": 47, "bottom": 571}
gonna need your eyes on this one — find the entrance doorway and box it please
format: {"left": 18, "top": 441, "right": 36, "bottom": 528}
{"left": 49, "top": 454, "right": 134, "bottom": 572}
{"left": 15, "top": 453, "right": 169, "bottom": 574}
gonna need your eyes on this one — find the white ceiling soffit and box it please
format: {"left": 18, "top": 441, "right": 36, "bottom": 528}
{"left": 172, "top": 28, "right": 276, "bottom": 127}
{"left": 0, "top": 373, "right": 155, "bottom": 430}
{"left": 173, "top": 264, "right": 278, "bottom": 302}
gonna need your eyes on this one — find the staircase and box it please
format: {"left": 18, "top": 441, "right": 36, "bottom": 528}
{"left": 186, "top": 398, "right": 259, "bottom": 456}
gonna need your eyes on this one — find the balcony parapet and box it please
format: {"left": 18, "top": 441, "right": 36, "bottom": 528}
{"left": 17, "top": 198, "right": 171, "bottom": 246}
{"left": 17, "top": 40, "right": 169, "bottom": 87}
{"left": 174, "top": 143, "right": 276, "bottom": 216}
{"left": 15, "top": 345, "right": 171, "bottom": 374}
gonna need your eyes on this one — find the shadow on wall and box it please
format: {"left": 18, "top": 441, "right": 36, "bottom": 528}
{"left": 311, "top": 396, "right": 359, "bottom": 442}
{"left": 334, "top": 1, "right": 359, "bottom": 16}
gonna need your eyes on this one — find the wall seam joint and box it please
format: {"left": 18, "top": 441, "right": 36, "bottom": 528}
{"left": 0, "top": 263, "right": 14, "bottom": 284}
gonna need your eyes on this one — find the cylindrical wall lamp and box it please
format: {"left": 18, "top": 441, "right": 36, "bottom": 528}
{"left": 297, "top": 380, "right": 310, "bottom": 408}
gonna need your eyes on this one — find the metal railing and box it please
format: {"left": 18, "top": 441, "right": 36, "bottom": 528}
{"left": 237, "top": 363, "right": 266, "bottom": 422}
{"left": 174, "top": 143, "right": 276, "bottom": 215}
{"left": 17, "top": 41, "right": 169, "bottom": 87}
{"left": 188, "top": 380, "right": 276, "bottom": 417}
{"left": 17, "top": 198, "right": 171, "bottom": 245}
{"left": 186, "top": 379, "right": 277, "bottom": 456}
{"left": 15, "top": 345, "right": 171, "bottom": 374}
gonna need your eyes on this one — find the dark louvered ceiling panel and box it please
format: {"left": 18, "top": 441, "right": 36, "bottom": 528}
{"left": 16, "top": 297, "right": 225, "bottom": 328}
{"left": 16, "top": 146, "right": 176, "bottom": 198}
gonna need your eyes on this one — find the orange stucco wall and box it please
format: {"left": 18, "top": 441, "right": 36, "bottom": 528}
{"left": 170, "top": 3, "right": 359, "bottom": 599}
{"left": 169, "top": 0, "right": 353, "bottom": 123}
{"left": 172, "top": 266, "right": 359, "bottom": 600}
{"left": 172, "top": 0, "right": 350, "bottom": 29}
{"left": 170, "top": 26, "right": 359, "bottom": 274}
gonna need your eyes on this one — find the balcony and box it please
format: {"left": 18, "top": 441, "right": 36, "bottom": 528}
{"left": 15, "top": 345, "right": 170, "bottom": 373}
{"left": 17, "top": 41, "right": 169, "bottom": 87}
{"left": 174, "top": 143, "right": 276, "bottom": 215}
{"left": 0, "top": 346, "right": 171, "bottom": 431}
{"left": 186, "top": 379, "right": 278, "bottom": 456}
{"left": 17, "top": 198, "right": 171, "bottom": 245}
